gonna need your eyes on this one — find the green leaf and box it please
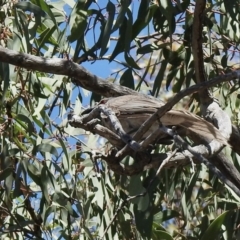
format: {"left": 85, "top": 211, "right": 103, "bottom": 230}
{"left": 223, "top": 0, "right": 238, "bottom": 22}
{"left": 32, "top": 81, "right": 49, "bottom": 99}
{"left": 166, "top": 66, "right": 179, "bottom": 90}
{"left": 43, "top": 205, "right": 56, "bottom": 226}
{"left": 0, "top": 168, "right": 12, "bottom": 182}
{"left": 128, "top": 175, "right": 144, "bottom": 203}
{"left": 65, "top": 201, "right": 79, "bottom": 218}
{"left": 12, "top": 102, "right": 33, "bottom": 121}
{"left": 112, "top": 0, "right": 130, "bottom": 32}
{"left": 68, "top": 1, "right": 88, "bottom": 42}
{"left": 137, "top": 43, "right": 160, "bottom": 55}
{"left": 173, "top": 0, "right": 190, "bottom": 15}
{"left": 100, "top": 1, "right": 115, "bottom": 56}
{"left": 52, "top": 191, "right": 67, "bottom": 206}
{"left": 58, "top": 138, "right": 70, "bottom": 171}
{"left": 157, "top": 0, "right": 175, "bottom": 38}
{"left": 153, "top": 210, "right": 180, "bottom": 224}
{"left": 152, "top": 59, "right": 168, "bottom": 97}
{"left": 201, "top": 211, "right": 229, "bottom": 240}
{"left": 33, "top": 98, "right": 48, "bottom": 117}
{"left": 125, "top": 53, "right": 141, "bottom": 69}
{"left": 37, "top": 25, "right": 58, "bottom": 52}
{"left": 120, "top": 68, "right": 134, "bottom": 89}
{"left": 27, "top": 164, "right": 42, "bottom": 186}
{"left": 221, "top": 54, "right": 228, "bottom": 68}
{"left": 0, "top": 62, "right": 9, "bottom": 103}
{"left": 152, "top": 7, "right": 166, "bottom": 32}
{"left": 134, "top": 204, "right": 153, "bottom": 238}
{"left": 152, "top": 230, "right": 173, "bottom": 240}
{"left": 15, "top": 114, "right": 35, "bottom": 135}
{"left": 33, "top": 0, "right": 58, "bottom": 28}
{"left": 124, "top": 9, "right": 133, "bottom": 52}
{"left": 44, "top": 166, "right": 60, "bottom": 192}
{"left": 40, "top": 168, "right": 51, "bottom": 204}
{"left": 110, "top": 17, "right": 127, "bottom": 61}
{"left": 137, "top": 193, "right": 149, "bottom": 212}
{"left": 35, "top": 143, "right": 59, "bottom": 157}
{"left": 132, "top": 3, "right": 157, "bottom": 40}
{"left": 16, "top": 10, "right": 31, "bottom": 52}
{"left": 15, "top": 2, "right": 46, "bottom": 17}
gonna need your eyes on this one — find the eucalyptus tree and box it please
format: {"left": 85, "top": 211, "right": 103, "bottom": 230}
{"left": 0, "top": 0, "right": 240, "bottom": 239}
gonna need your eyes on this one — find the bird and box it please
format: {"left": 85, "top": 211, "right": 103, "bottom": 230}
{"left": 83, "top": 95, "right": 227, "bottom": 145}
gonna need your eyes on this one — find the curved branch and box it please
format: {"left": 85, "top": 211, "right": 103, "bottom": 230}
{"left": 192, "top": 0, "right": 210, "bottom": 102}
{"left": 192, "top": 1, "right": 232, "bottom": 141}
{"left": 0, "top": 46, "right": 137, "bottom": 98}
{"left": 192, "top": 1, "right": 236, "bottom": 190}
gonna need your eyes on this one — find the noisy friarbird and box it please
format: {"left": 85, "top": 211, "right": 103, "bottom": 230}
{"left": 83, "top": 95, "right": 227, "bottom": 145}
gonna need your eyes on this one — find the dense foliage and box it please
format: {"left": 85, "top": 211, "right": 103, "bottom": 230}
{"left": 0, "top": 0, "right": 240, "bottom": 239}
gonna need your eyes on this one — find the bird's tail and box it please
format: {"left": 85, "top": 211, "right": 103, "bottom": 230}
{"left": 162, "top": 110, "right": 228, "bottom": 145}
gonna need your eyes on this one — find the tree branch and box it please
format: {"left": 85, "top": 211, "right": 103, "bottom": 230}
{"left": 191, "top": 1, "right": 238, "bottom": 192}
{"left": 0, "top": 46, "right": 137, "bottom": 98}
{"left": 159, "top": 126, "right": 240, "bottom": 197}
{"left": 192, "top": 0, "right": 232, "bottom": 139}
{"left": 192, "top": 0, "right": 210, "bottom": 102}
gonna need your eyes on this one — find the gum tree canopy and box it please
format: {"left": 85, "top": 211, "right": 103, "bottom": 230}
{"left": 1, "top": 0, "right": 240, "bottom": 239}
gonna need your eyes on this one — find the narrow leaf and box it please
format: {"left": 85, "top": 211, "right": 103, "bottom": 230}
{"left": 120, "top": 68, "right": 134, "bottom": 89}
{"left": 100, "top": 1, "right": 115, "bottom": 56}
{"left": 35, "top": 143, "right": 59, "bottom": 157}
{"left": 68, "top": 1, "right": 88, "bottom": 42}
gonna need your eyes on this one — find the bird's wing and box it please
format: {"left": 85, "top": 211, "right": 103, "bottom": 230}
{"left": 162, "top": 110, "right": 228, "bottom": 144}
{"left": 105, "top": 95, "right": 163, "bottom": 114}
{"left": 105, "top": 95, "right": 227, "bottom": 145}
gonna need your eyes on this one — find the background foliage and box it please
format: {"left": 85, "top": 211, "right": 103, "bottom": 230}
{"left": 0, "top": 0, "right": 240, "bottom": 239}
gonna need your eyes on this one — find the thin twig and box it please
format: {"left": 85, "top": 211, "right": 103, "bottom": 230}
{"left": 160, "top": 126, "right": 240, "bottom": 197}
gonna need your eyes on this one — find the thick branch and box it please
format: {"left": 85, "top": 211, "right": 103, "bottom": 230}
{"left": 192, "top": 1, "right": 232, "bottom": 142}
{"left": 98, "top": 105, "right": 141, "bottom": 151}
{"left": 192, "top": 1, "right": 234, "bottom": 190}
{"left": 192, "top": 0, "right": 210, "bottom": 102}
{"left": 0, "top": 46, "right": 137, "bottom": 97}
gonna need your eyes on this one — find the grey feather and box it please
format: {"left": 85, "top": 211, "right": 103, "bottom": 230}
{"left": 103, "top": 95, "right": 227, "bottom": 145}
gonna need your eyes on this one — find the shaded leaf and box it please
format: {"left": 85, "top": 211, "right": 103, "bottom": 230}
{"left": 120, "top": 68, "right": 134, "bottom": 89}
{"left": 110, "top": 17, "right": 128, "bottom": 61}
{"left": 201, "top": 211, "right": 229, "bottom": 240}
{"left": 15, "top": 2, "right": 46, "bottom": 17}
{"left": 134, "top": 204, "right": 153, "bottom": 239}
{"left": 68, "top": 1, "right": 88, "bottom": 42}
{"left": 112, "top": 0, "right": 130, "bottom": 32}
{"left": 35, "top": 143, "right": 58, "bottom": 158}
{"left": 0, "top": 167, "right": 12, "bottom": 182}
{"left": 15, "top": 114, "right": 35, "bottom": 135}
{"left": 125, "top": 53, "right": 141, "bottom": 70}
{"left": 153, "top": 210, "right": 180, "bottom": 224}
{"left": 0, "top": 61, "right": 9, "bottom": 103}
{"left": 132, "top": 3, "right": 157, "bottom": 40}
{"left": 100, "top": 1, "right": 115, "bottom": 56}
{"left": 152, "top": 59, "right": 168, "bottom": 96}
